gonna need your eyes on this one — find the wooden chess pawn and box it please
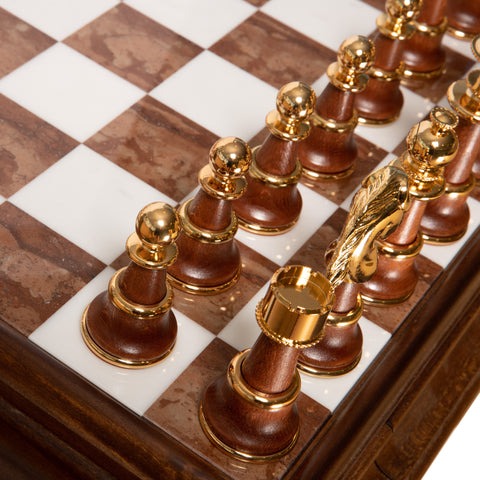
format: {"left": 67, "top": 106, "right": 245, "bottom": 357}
{"left": 233, "top": 81, "right": 316, "bottom": 234}
{"left": 297, "top": 35, "right": 376, "bottom": 180}
{"left": 402, "top": 0, "right": 448, "bottom": 81}
{"left": 355, "top": 0, "right": 422, "bottom": 125}
{"left": 167, "top": 137, "right": 252, "bottom": 294}
{"left": 200, "top": 265, "right": 334, "bottom": 460}
{"left": 446, "top": 0, "right": 480, "bottom": 40}
{"left": 81, "top": 202, "right": 180, "bottom": 368}
{"left": 421, "top": 39, "right": 480, "bottom": 243}
{"left": 298, "top": 166, "right": 410, "bottom": 376}
{"left": 360, "top": 107, "right": 458, "bottom": 305}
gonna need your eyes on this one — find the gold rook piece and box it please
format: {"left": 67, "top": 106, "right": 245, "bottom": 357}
{"left": 361, "top": 106, "right": 458, "bottom": 305}
{"left": 298, "top": 165, "right": 410, "bottom": 376}
{"left": 82, "top": 202, "right": 181, "bottom": 368}
{"left": 298, "top": 35, "right": 376, "bottom": 180}
{"left": 168, "top": 137, "right": 251, "bottom": 294}
{"left": 234, "top": 81, "right": 316, "bottom": 234}
{"left": 421, "top": 35, "right": 480, "bottom": 243}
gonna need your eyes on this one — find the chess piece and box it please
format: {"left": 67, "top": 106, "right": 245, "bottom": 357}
{"left": 233, "top": 81, "right": 316, "bottom": 234}
{"left": 298, "top": 166, "right": 410, "bottom": 376}
{"left": 402, "top": 0, "right": 448, "bottom": 80}
{"left": 200, "top": 265, "right": 334, "bottom": 460}
{"left": 360, "top": 107, "right": 458, "bottom": 305}
{"left": 81, "top": 202, "right": 180, "bottom": 368}
{"left": 297, "top": 35, "right": 376, "bottom": 180}
{"left": 355, "top": 0, "right": 422, "bottom": 125}
{"left": 446, "top": 0, "right": 480, "bottom": 40}
{"left": 168, "top": 137, "right": 252, "bottom": 294}
{"left": 200, "top": 167, "right": 410, "bottom": 459}
{"left": 421, "top": 37, "right": 480, "bottom": 243}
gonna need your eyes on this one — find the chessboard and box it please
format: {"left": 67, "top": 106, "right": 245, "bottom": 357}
{"left": 0, "top": 1, "right": 479, "bottom": 479}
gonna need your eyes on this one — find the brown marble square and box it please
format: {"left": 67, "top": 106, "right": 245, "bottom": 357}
{"left": 300, "top": 133, "right": 389, "bottom": 206}
{"left": 0, "top": 95, "right": 78, "bottom": 197}
{"left": 402, "top": 47, "right": 475, "bottom": 104}
{"left": 286, "top": 208, "right": 348, "bottom": 274}
{"left": 64, "top": 4, "right": 203, "bottom": 92}
{"left": 171, "top": 240, "right": 279, "bottom": 335}
{"left": 85, "top": 95, "right": 218, "bottom": 203}
{"left": 0, "top": 202, "right": 105, "bottom": 336}
{"left": 145, "top": 338, "right": 330, "bottom": 480}
{"left": 362, "top": 254, "right": 443, "bottom": 333}
{"left": 0, "top": 7, "right": 55, "bottom": 80}
{"left": 210, "top": 11, "right": 336, "bottom": 89}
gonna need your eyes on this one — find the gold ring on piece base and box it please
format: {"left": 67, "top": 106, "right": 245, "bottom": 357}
{"left": 297, "top": 351, "right": 362, "bottom": 377}
{"left": 167, "top": 266, "right": 241, "bottom": 296}
{"left": 237, "top": 216, "right": 298, "bottom": 235}
{"left": 81, "top": 307, "right": 175, "bottom": 368}
{"left": 361, "top": 288, "right": 414, "bottom": 306}
{"left": 422, "top": 226, "right": 469, "bottom": 245}
{"left": 357, "top": 112, "right": 400, "bottom": 126}
{"left": 301, "top": 163, "right": 356, "bottom": 181}
{"left": 198, "top": 404, "right": 299, "bottom": 462}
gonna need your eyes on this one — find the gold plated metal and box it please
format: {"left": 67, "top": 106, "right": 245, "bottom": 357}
{"left": 266, "top": 81, "right": 316, "bottom": 142}
{"left": 297, "top": 351, "right": 362, "bottom": 377}
{"left": 369, "top": 62, "right": 405, "bottom": 82}
{"left": 326, "top": 165, "right": 411, "bottom": 287}
{"left": 327, "top": 35, "right": 376, "bottom": 93}
{"left": 376, "top": 0, "right": 422, "bottom": 41}
{"left": 199, "top": 137, "right": 251, "bottom": 200}
{"left": 227, "top": 350, "right": 301, "bottom": 409}
{"left": 256, "top": 266, "right": 334, "bottom": 349}
{"left": 421, "top": 226, "right": 469, "bottom": 245}
{"left": 126, "top": 202, "right": 180, "bottom": 269}
{"left": 167, "top": 265, "right": 241, "bottom": 295}
{"left": 81, "top": 306, "right": 176, "bottom": 369}
{"left": 444, "top": 173, "right": 476, "bottom": 197}
{"left": 301, "top": 163, "right": 356, "bottom": 181}
{"left": 247, "top": 146, "right": 302, "bottom": 188}
{"left": 108, "top": 268, "right": 173, "bottom": 317}
{"left": 199, "top": 404, "right": 299, "bottom": 462}
{"left": 309, "top": 110, "right": 358, "bottom": 134}
{"left": 326, "top": 293, "right": 363, "bottom": 327}
{"left": 391, "top": 107, "right": 459, "bottom": 200}
{"left": 378, "top": 233, "right": 423, "bottom": 259}
{"left": 177, "top": 198, "right": 238, "bottom": 244}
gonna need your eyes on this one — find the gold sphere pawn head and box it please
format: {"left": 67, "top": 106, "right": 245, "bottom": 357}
{"left": 136, "top": 202, "right": 181, "bottom": 252}
{"left": 328, "top": 35, "right": 376, "bottom": 92}
{"left": 199, "top": 137, "right": 252, "bottom": 199}
{"left": 406, "top": 106, "right": 458, "bottom": 168}
{"left": 209, "top": 136, "right": 252, "bottom": 180}
{"left": 267, "top": 81, "right": 316, "bottom": 140}
{"left": 276, "top": 81, "right": 316, "bottom": 122}
{"left": 378, "top": 0, "right": 422, "bottom": 39}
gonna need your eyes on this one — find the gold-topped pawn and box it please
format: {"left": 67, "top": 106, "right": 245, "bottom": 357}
{"left": 82, "top": 202, "right": 181, "bottom": 368}
{"left": 355, "top": 0, "right": 422, "bottom": 125}
{"left": 168, "top": 137, "right": 252, "bottom": 294}
{"left": 298, "top": 35, "right": 375, "bottom": 180}
{"left": 234, "top": 81, "right": 316, "bottom": 234}
{"left": 421, "top": 36, "right": 480, "bottom": 243}
{"left": 361, "top": 106, "right": 458, "bottom": 305}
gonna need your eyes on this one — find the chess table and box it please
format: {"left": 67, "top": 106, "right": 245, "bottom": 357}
{"left": 0, "top": 1, "right": 479, "bottom": 478}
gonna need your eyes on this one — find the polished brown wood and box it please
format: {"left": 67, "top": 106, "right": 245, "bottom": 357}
{"left": 201, "top": 333, "right": 301, "bottom": 458}
{"left": 403, "top": 0, "right": 447, "bottom": 79}
{"left": 168, "top": 189, "right": 242, "bottom": 290}
{"left": 234, "top": 135, "right": 302, "bottom": 231}
{"left": 355, "top": 31, "right": 405, "bottom": 124}
{"left": 298, "top": 84, "right": 358, "bottom": 177}
{"left": 298, "top": 282, "right": 363, "bottom": 375}
{"left": 446, "top": 0, "right": 480, "bottom": 39}
{"left": 421, "top": 116, "right": 480, "bottom": 241}
{"left": 360, "top": 199, "right": 426, "bottom": 304}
